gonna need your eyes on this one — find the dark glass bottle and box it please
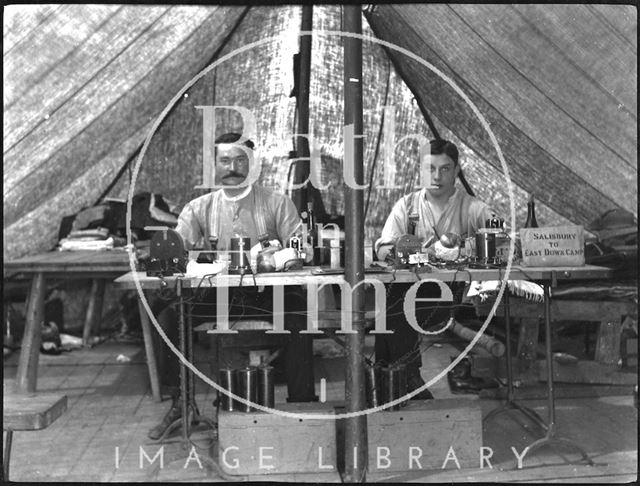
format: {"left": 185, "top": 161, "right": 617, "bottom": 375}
{"left": 300, "top": 205, "right": 309, "bottom": 233}
{"left": 306, "top": 201, "right": 317, "bottom": 264}
{"left": 306, "top": 202, "right": 316, "bottom": 241}
{"left": 524, "top": 194, "right": 539, "bottom": 228}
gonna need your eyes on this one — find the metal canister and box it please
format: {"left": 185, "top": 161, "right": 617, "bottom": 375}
{"left": 237, "top": 367, "right": 258, "bottom": 412}
{"left": 476, "top": 231, "right": 496, "bottom": 262}
{"left": 396, "top": 365, "right": 408, "bottom": 407}
{"left": 365, "top": 365, "right": 382, "bottom": 408}
{"left": 229, "top": 237, "right": 251, "bottom": 274}
{"left": 384, "top": 365, "right": 408, "bottom": 411}
{"left": 218, "top": 368, "right": 237, "bottom": 412}
{"left": 381, "top": 366, "right": 403, "bottom": 411}
{"left": 257, "top": 365, "right": 274, "bottom": 408}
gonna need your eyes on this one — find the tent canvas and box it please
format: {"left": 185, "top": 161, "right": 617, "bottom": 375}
{"left": 3, "top": 4, "right": 637, "bottom": 260}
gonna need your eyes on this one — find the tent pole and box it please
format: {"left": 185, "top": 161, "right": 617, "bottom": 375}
{"left": 343, "top": 6, "right": 367, "bottom": 483}
{"left": 291, "top": 5, "right": 313, "bottom": 212}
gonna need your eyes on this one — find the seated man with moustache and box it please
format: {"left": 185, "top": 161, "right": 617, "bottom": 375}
{"left": 148, "top": 132, "right": 316, "bottom": 440}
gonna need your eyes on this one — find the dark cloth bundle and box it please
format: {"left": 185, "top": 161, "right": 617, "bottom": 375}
{"left": 586, "top": 208, "right": 637, "bottom": 279}
{"left": 57, "top": 193, "right": 178, "bottom": 244}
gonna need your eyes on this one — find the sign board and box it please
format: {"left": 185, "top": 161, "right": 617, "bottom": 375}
{"left": 520, "top": 225, "right": 585, "bottom": 267}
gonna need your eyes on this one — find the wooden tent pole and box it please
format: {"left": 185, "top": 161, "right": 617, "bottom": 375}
{"left": 343, "top": 6, "right": 367, "bottom": 483}
{"left": 291, "top": 5, "right": 313, "bottom": 212}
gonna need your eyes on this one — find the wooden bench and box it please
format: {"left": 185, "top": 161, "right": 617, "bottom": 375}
{"left": 3, "top": 386, "right": 67, "bottom": 481}
{"left": 3, "top": 250, "right": 131, "bottom": 394}
{"left": 476, "top": 293, "right": 637, "bottom": 383}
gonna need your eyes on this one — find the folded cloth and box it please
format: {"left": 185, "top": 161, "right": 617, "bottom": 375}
{"left": 467, "top": 280, "right": 544, "bottom": 302}
{"left": 59, "top": 237, "right": 114, "bottom": 251}
{"left": 185, "top": 260, "right": 225, "bottom": 278}
{"left": 67, "top": 227, "right": 109, "bottom": 240}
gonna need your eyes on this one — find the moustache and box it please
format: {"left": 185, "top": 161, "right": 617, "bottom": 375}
{"left": 221, "top": 170, "right": 246, "bottom": 179}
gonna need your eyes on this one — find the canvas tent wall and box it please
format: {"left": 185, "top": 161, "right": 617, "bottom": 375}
{"left": 365, "top": 4, "right": 637, "bottom": 226}
{"left": 3, "top": 4, "right": 637, "bottom": 260}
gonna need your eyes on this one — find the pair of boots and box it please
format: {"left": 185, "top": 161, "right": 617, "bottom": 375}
{"left": 447, "top": 356, "right": 497, "bottom": 394}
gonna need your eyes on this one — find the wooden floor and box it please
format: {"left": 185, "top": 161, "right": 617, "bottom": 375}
{"left": 3, "top": 337, "right": 637, "bottom": 483}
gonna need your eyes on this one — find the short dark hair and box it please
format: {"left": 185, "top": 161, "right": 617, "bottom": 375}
{"left": 215, "top": 132, "right": 255, "bottom": 150}
{"left": 429, "top": 139, "right": 459, "bottom": 166}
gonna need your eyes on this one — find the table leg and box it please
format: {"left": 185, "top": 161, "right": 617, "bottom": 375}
{"left": 177, "top": 280, "right": 190, "bottom": 444}
{"left": 162, "top": 279, "right": 214, "bottom": 446}
{"left": 522, "top": 283, "right": 593, "bottom": 465}
{"left": 137, "top": 294, "right": 161, "bottom": 402}
{"left": 3, "top": 428, "right": 13, "bottom": 480}
{"left": 83, "top": 279, "right": 106, "bottom": 347}
{"left": 484, "top": 289, "right": 546, "bottom": 428}
{"left": 16, "top": 273, "right": 46, "bottom": 393}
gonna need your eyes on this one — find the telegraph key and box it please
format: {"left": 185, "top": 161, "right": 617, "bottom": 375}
{"left": 145, "top": 226, "right": 187, "bottom": 276}
{"left": 389, "top": 234, "right": 425, "bottom": 269}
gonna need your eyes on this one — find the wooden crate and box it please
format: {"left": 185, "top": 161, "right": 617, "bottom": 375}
{"left": 366, "top": 399, "right": 482, "bottom": 472}
{"left": 218, "top": 402, "right": 337, "bottom": 475}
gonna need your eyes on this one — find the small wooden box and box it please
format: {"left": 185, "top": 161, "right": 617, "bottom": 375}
{"left": 520, "top": 225, "right": 585, "bottom": 267}
{"left": 218, "top": 402, "right": 337, "bottom": 475}
{"left": 366, "top": 399, "right": 483, "bottom": 472}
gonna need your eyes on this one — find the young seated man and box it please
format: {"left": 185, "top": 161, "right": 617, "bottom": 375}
{"left": 375, "top": 139, "right": 493, "bottom": 398}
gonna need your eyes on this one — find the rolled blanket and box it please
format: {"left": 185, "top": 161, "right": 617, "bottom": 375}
{"left": 467, "top": 280, "right": 544, "bottom": 303}
{"left": 59, "top": 237, "right": 114, "bottom": 251}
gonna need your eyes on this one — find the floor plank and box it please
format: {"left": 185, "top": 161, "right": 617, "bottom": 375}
{"left": 3, "top": 339, "right": 637, "bottom": 483}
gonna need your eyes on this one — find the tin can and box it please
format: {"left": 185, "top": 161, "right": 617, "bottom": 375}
{"left": 476, "top": 232, "right": 496, "bottom": 262}
{"left": 382, "top": 366, "right": 405, "bottom": 411}
{"left": 365, "top": 365, "right": 382, "bottom": 407}
{"left": 219, "top": 368, "right": 237, "bottom": 412}
{"left": 229, "top": 237, "right": 251, "bottom": 274}
{"left": 396, "top": 365, "right": 408, "bottom": 407}
{"left": 237, "top": 367, "right": 258, "bottom": 412}
{"left": 257, "top": 365, "right": 274, "bottom": 408}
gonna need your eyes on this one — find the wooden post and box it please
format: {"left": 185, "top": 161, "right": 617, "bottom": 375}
{"left": 82, "top": 279, "right": 106, "bottom": 346}
{"left": 343, "top": 5, "right": 367, "bottom": 482}
{"left": 291, "top": 5, "right": 313, "bottom": 213}
{"left": 16, "top": 273, "right": 46, "bottom": 393}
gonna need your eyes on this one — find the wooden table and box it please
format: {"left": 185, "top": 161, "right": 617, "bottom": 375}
{"left": 116, "top": 264, "right": 612, "bottom": 465}
{"left": 4, "top": 250, "right": 132, "bottom": 393}
{"left": 114, "top": 264, "right": 611, "bottom": 289}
